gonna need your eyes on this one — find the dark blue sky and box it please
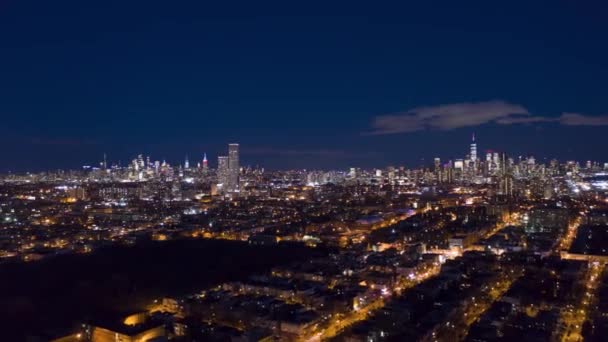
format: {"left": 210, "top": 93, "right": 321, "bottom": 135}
{"left": 1, "top": 1, "right": 608, "bottom": 171}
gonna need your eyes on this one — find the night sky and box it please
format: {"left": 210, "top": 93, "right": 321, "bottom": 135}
{"left": 1, "top": 1, "right": 608, "bottom": 171}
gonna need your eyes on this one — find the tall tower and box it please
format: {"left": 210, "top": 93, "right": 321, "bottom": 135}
{"left": 470, "top": 133, "right": 477, "bottom": 162}
{"left": 137, "top": 154, "right": 145, "bottom": 170}
{"left": 100, "top": 153, "right": 108, "bottom": 170}
{"left": 184, "top": 155, "right": 190, "bottom": 169}
{"left": 498, "top": 152, "right": 513, "bottom": 198}
{"left": 217, "top": 156, "right": 229, "bottom": 191}
{"left": 228, "top": 143, "right": 240, "bottom": 192}
{"left": 202, "top": 153, "right": 208, "bottom": 173}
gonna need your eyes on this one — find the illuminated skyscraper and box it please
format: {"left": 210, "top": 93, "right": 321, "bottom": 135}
{"left": 202, "top": 153, "right": 208, "bottom": 173}
{"left": 217, "top": 156, "right": 229, "bottom": 191}
{"left": 454, "top": 159, "right": 464, "bottom": 170}
{"left": 184, "top": 155, "right": 189, "bottom": 169}
{"left": 434, "top": 157, "right": 441, "bottom": 172}
{"left": 498, "top": 152, "right": 514, "bottom": 198}
{"left": 228, "top": 143, "right": 240, "bottom": 192}
{"left": 137, "top": 154, "right": 145, "bottom": 170}
{"left": 470, "top": 133, "right": 477, "bottom": 162}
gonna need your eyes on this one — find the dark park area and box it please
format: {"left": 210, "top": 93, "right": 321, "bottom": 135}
{"left": 0, "top": 239, "right": 325, "bottom": 340}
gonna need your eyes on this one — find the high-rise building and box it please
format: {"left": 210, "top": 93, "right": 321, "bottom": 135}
{"left": 470, "top": 133, "right": 477, "bottom": 162}
{"left": 498, "top": 152, "right": 514, "bottom": 198}
{"left": 184, "top": 155, "right": 189, "bottom": 169}
{"left": 434, "top": 157, "right": 441, "bottom": 181}
{"left": 202, "top": 153, "right": 208, "bottom": 173}
{"left": 387, "top": 166, "right": 395, "bottom": 183}
{"left": 137, "top": 154, "right": 145, "bottom": 171}
{"left": 484, "top": 151, "right": 494, "bottom": 175}
{"left": 217, "top": 156, "right": 229, "bottom": 191}
{"left": 434, "top": 157, "right": 441, "bottom": 172}
{"left": 228, "top": 143, "right": 240, "bottom": 192}
{"left": 454, "top": 159, "right": 464, "bottom": 170}
{"left": 446, "top": 167, "right": 454, "bottom": 183}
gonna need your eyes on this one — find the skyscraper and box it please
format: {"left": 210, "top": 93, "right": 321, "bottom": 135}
{"left": 202, "top": 153, "right": 209, "bottom": 173}
{"left": 228, "top": 143, "right": 240, "bottom": 192}
{"left": 217, "top": 156, "right": 229, "bottom": 191}
{"left": 137, "top": 154, "right": 145, "bottom": 171}
{"left": 184, "top": 155, "right": 189, "bottom": 169}
{"left": 498, "top": 152, "right": 514, "bottom": 198}
{"left": 470, "top": 133, "right": 477, "bottom": 162}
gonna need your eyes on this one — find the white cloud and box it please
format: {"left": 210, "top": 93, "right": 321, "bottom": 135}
{"left": 495, "top": 116, "right": 553, "bottom": 124}
{"left": 367, "top": 100, "right": 529, "bottom": 135}
{"left": 559, "top": 112, "right": 608, "bottom": 126}
{"left": 367, "top": 101, "right": 608, "bottom": 135}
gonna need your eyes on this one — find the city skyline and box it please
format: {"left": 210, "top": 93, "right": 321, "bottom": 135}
{"left": 3, "top": 133, "right": 606, "bottom": 174}
{"left": 2, "top": 2, "right": 608, "bottom": 170}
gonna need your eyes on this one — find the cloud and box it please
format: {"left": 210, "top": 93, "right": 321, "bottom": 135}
{"left": 367, "top": 100, "right": 529, "bottom": 135}
{"left": 367, "top": 101, "right": 608, "bottom": 135}
{"left": 559, "top": 112, "right": 608, "bottom": 126}
{"left": 497, "top": 112, "right": 608, "bottom": 126}
{"left": 495, "top": 116, "right": 552, "bottom": 124}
